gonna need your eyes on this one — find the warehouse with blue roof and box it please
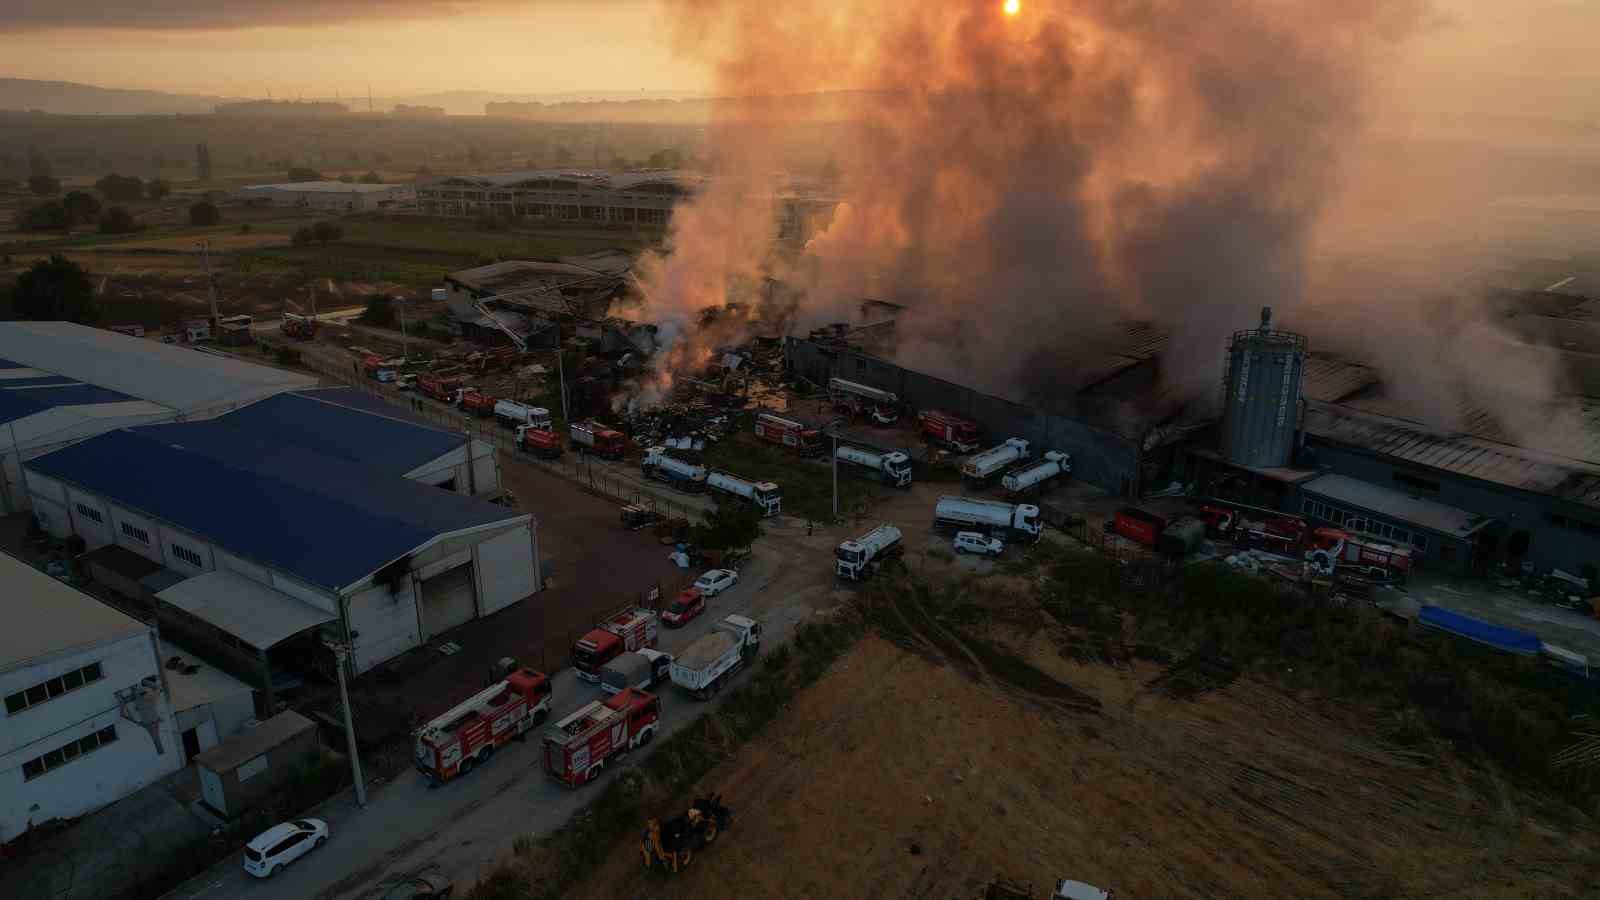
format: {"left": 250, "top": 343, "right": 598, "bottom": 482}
{"left": 13, "top": 326, "right": 536, "bottom": 699}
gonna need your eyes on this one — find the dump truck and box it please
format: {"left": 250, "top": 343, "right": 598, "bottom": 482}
{"left": 706, "top": 470, "right": 782, "bottom": 517}
{"left": 835, "top": 444, "right": 912, "bottom": 487}
{"left": 571, "top": 421, "right": 627, "bottom": 459}
{"left": 573, "top": 607, "right": 660, "bottom": 683}
{"left": 413, "top": 667, "right": 552, "bottom": 784}
{"left": 515, "top": 425, "right": 563, "bottom": 458}
{"left": 829, "top": 377, "right": 900, "bottom": 424}
{"left": 963, "top": 438, "right": 1030, "bottom": 484}
{"left": 669, "top": 615, "right": 762, "bottom": 700}
{"left": 836, "top": 523, "right": 904, "bottom": 581}
{"left": 494, "top": 399, "right": 552, "bottom": 430}
{"left": 1001, "top": 450, "right": 1071, "bottom": 497}
{"left": 600, "top": 649, "right": 673, "bottom": 695}
{"left": 541, "top": 688, "right": 661, "bottom": 787}
{"left": 642, "top": 446, "right": 708, "bottom": 492}
{"left": 418, "top": 373, "right": 466, "bottom": 402}
{"left": 918, "top": 409, "right": 980, "bottom": 453}
{"left": 934, "top": 496, "right": 1042, "bottom": 543}
{"left": 640, "top": 794, "right": 733, "bottom": 873}
{"left": 754, "top": 413, "right": 823, "bottom": 457}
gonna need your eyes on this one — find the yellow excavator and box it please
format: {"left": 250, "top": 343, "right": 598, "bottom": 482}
{"left": 640, "top": 794, "right": 733, "bottom": 873}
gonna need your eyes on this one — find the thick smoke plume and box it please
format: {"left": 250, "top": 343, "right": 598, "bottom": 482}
{"left": 629, "top": 0, "right": 1584, "bottom": 455}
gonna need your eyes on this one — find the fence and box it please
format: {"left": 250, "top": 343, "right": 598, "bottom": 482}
{"left": 296, "top": 348, "right": 710, "bottom": 523}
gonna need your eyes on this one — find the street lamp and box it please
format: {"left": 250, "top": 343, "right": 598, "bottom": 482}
{"left": 397, "top": 297, "right": 409, "bottom": 362}
{"left": 826, "top": 418, "right": 846, "bottom": 523}
{"left": 323, "top": 639, "right": 368, "bottom": 808}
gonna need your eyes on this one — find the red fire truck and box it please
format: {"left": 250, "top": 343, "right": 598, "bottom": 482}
{"left": 573, "top": 607, "right": 660, "bottom": 683}
{"left": 516, "top": 426, "right": 563, "bottom": 458}
{"left": 457, "top": 388, "right": 497, "bottom": 417}
{"left": 1304, "top": 527, "right": 1414, "bottom": 580}
{"left": 917, "top": 410, "right": 981, "bottom": 454}
{"left": 542, "top": 688, "right": 662, "bottom": 787}
{"left": 753, "top": 413, "right": 823, "bottom": 457}
{"left": 413, "top": 668, "right": 552, "bottom": 784}
{"left": 418, "top": 373, "right": 466, "bottom": 402}
{"left": 571, "top": 421, "right": 628, "bottom": 459}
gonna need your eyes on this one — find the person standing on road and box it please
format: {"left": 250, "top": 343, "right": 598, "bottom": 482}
{"left": 807, "top": 519, "right": 813, "bottom": 536}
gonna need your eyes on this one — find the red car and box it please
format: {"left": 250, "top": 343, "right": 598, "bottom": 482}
{"left": 661, "top": 587, "right": 707, "bottom": 628}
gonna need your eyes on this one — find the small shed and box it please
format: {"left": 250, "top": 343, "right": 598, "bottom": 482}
{"left": 194, "top": 710, "right": 320, "bottom": 817}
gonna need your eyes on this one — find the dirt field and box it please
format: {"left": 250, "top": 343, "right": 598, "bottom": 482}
{"left": 565, "top": 620, "right": 1600, "bottom": 900}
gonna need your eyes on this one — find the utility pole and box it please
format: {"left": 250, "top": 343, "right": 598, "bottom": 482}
{"left": 195, "top": 241, "right": 219, "bottom": 326}
{"left": 398, "top": 297, "right": 409, "bottom": 361}
{"left": 556, "top": 344, "right": 569, "bottom": 425}
{"left": 324, "top": 640, "right": 368, "bottom": 808}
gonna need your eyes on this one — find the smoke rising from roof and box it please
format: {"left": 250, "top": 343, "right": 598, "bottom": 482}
{"left": 628, "top": 0, "right": 1585, "bottom": 456}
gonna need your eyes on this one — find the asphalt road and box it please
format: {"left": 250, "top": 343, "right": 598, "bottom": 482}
{"left": 162, "top": 551, "right": 826, "bottom": 900}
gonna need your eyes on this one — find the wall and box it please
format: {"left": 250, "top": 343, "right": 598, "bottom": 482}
{"left": 347, "top": 579, "right": 421, "bottom": 675}
{"left": 0, "top": 631, "right": 181, "bottom": 843}
{"left": 786, "top": 339, "right": 1143, "bottom": 497}
{"left": 475, "top": 523, "right": 537, "bottom": 615}
{"left": 1307, "top": 440, "right": 1600, "bottom": 574}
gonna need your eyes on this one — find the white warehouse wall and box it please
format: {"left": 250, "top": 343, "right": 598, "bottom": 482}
{"left": 0, "top": 631, "right": 181, "bottom": 843}
{"left": 348, "top": 579, "right": 421, "bottom": 675}
{"left": 475, "top": 523, "right": 537, "bottom": 615}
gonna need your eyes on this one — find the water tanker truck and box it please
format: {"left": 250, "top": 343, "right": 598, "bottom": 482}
{"left": 835, "top": 444, "right": 913, "bottom": 487}
{"left": 494, "top": 400, "right": 552, "bottom": 430}
{"left": 962, "top": 438, "right": 1030, "bottom": 484}
{"left": 934, "top": 495, "right": 1043, "bottom": 543}
{"left": 571, "top": 421, "right": 627, "bottom": 459}
{"left": 706, "top": 470, "right": 782, "bottom": 516}
{"left": 835, "top": 524, "right": 904, "bottom": 581}
{"left": 1001, "top": 450, "right": 1071, "bottom": 497}
{"left": 641, "top": 446, "right": 708, "bottom": 492}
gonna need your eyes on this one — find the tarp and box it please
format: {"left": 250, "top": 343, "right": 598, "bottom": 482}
{"left": 1418, "top": 605, "right": 1542, "bottom": 656}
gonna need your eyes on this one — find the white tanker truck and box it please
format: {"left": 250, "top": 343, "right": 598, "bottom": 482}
{"left": 962, "top": 438, "right": 1030, "bottom": 484}
{"left": 835, "top": 445, "right": 913, "bottom": 488}
{"left": 934, "top": 496, "right": 1043, "bottom": 543}
{"left": 707, "top": 470, "right": 782, "bottom": 517}
{"left": 1001, "top": 450, "right": 1072, "bottom": 497}
{"left": 641, "top": 446, "right": 708, "bottom": 492}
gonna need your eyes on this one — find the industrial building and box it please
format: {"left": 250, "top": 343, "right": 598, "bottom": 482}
{"left": 1, "top": 553, "right": 180, "bottom": 845}
{"left": 415, "top": 169, "right": 831, "bottom": 239}
{"left": 0, "top": 321, "right": 316, "bottom": 514}
{"left": 230, "top": 181, "right": 414, "bottom": 212}
{"left": 21, "top": 388, "right": 539, "bottom": 705}
{"left": 786, "top": 300, "right": 1600, "bottom": 576}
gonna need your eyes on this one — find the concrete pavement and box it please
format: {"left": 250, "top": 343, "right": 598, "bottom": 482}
{"left": 162, "top": 547, "right": 828, "bottom": 900}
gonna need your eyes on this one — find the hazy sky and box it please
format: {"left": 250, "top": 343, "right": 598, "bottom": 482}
{"left": 0, "top": 0, "right": 1592, "bottom": 118}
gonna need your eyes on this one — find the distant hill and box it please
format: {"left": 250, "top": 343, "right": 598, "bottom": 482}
{"left": 0, "top": 78, "right": 239, "bottom": 115}
{"left": 0, "top": 78, "right": 705, "bottom": 117}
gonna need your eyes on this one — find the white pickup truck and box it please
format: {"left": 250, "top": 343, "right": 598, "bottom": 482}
{"left": 669, "top": 615, "right": 762, "bottom": 700}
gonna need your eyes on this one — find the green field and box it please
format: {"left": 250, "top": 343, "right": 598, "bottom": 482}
{"left": 702, "top": 431, "right": 883, "bottom": 524}
{"left": 329, "top": 215, "right": 656, "bottom": 260}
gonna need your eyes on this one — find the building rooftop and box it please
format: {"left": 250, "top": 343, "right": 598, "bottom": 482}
{"left": 242, "top": 182, "right": 405, "bottom": 193}
{"left": 29, "top": 426, "right": 524, "bottom": 591}
{"left": 199, "top": 390, "right": 466, "bottom": 478}
{"left": 424, "top": 169, "right": 708, "bottom": 193}
{"left": 193, "top": 710, "right": 316, "bottom": 774}
{"left": 1301, "top": 473, "right": 1493, "bottom": 537}
{"left": 0, "top": 552, "right": 146, "bottom": 671}
{"left": 1303, "top": 403, "right": 1600, "bottom": 511}
{"left": 160, "top": 642, "right": 256, "bottom": 713}
{"left": 157, "top": 571, "right": 336, "bottom": 652}
{"left": 0, "top": 322, "right": 314, "bottom": 419}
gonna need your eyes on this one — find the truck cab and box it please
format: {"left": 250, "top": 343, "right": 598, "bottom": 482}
{"left": 516, "top": 425, "right": 563, "bottom": 458}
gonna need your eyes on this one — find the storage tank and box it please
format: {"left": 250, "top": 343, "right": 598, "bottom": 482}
{"left": 1220, "top": 306, "right": 1306, "bottom": 468}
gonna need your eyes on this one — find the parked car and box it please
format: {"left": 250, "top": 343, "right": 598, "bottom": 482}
{"left": 382, "top": 871, "right": 453, "bottom": 899}
{"left": 662, "top": 587, "right": 707, "bottom": 628}
{"left": 376, "top": 368, "right": 397, "bottom": 383}
{"left": 396, "top": 373, "right": 418, "bottom": 391}
{"left": 244, "top": 819, "right": 329, "bottom": 878}
{"left": 693, "top": 568, "right": 739, "bottom": 597}
{"left": 953, "top": 531, "right": 1004, "bottom": 557}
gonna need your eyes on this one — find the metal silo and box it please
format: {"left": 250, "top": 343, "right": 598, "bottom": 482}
{"left": 1220, "top": 307, "right": 1306, "bottom": 468}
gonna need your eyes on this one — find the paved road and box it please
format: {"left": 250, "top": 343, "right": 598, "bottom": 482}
{"left": 163, "top": 545, "right": 827, "bottom": 900}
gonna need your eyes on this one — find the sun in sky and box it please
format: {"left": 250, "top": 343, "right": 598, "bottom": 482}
{"left": 1003, "top": 0, "right": 1021, "bottom": 16}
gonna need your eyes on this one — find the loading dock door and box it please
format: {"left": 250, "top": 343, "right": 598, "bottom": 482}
{"left": 420, "top": 563, "right": 476, "bottom": 636}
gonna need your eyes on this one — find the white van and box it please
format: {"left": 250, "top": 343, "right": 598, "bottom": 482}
{"left": 243, "top": 818, "right": 329, "bottom": 878}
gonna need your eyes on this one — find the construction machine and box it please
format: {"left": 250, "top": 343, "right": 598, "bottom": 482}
{"left": 640, "top": 794, "right": 733, "bottom": 873}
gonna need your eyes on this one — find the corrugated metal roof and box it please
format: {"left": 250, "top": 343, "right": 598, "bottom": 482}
{"left": 1340, "top": 391, "right": 1600, "bottom": 466}
{"left": 296, "top": 387, "right": 441, "bottom": 429}
{"left": 0, "top": 382, "right": 138, "bottom": 425}
{"left": 193, "top": 710, "right": 316, "bottom": 774}
{"left": 0, "top": 322, "right": 314, "bottom": 416}
{"left": 1303, "top": 401, "right": 1600, "bottom": 509}
{"left": 0, "top": 375, "right": 79, "bottom": 387}
{"left": 1302, "top": 473, "right": 1491, "bottom": 536}
{"left": 29, "top": 428, "right": 521, "bottom": 591}
{"left": 0, "top": 552, "right": 146, "bottom": 671}
{"left": 1300, "top": 354, "right": 1379, "bottom": 403}
{"left": 210, "top": 391, "right": 464, "bottom": 477}
{"left": 157, "top": 571, "right": 336, "bottom": 651}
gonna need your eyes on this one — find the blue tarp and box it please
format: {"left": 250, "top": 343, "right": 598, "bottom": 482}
{"left": 1418, "top": 605, "right": 1543, "bottom": 656}
{"left": 30, "top": 428, "right": 517, "bottom": 591}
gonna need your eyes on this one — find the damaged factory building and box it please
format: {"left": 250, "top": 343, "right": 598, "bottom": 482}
{"left": 786, "top": 301, "right": 1600, "bottom": 577}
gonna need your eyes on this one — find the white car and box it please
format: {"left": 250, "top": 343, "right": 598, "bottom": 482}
{"left": 693, "top": 568, "right": 739, "bottom": 597}
{"left": 1053, "top": 881, "right": 1114, "bottom": 900}
{"left": 953, "top": 531, "right": 1004, "bottom": 557}
{"left": 243, "top": 818, "right": 329, "bottom": 878}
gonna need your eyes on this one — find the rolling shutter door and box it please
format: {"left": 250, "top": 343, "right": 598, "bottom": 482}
{"left": 420, "top": 563, "right": 476, "bottom": 636}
